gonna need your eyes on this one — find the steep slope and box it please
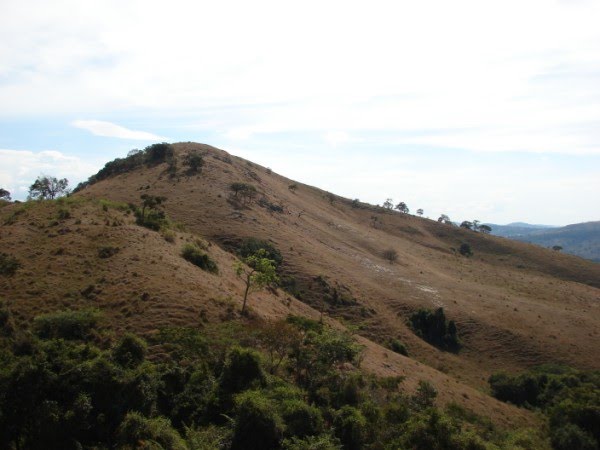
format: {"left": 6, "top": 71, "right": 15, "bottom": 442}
{"left": 0, "top": 194, "right": 536, "bottom": 429}
{"left": 73, "top": 142, "right": 600, "bottom": 390}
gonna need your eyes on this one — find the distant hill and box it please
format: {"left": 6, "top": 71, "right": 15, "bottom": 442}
{"left": 489, "top": 221, "right": 600, "bottom": 262}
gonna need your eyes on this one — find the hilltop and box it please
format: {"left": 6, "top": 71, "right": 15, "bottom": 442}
{"left": 1, "top": 142, "right": 599, "bottom": 448}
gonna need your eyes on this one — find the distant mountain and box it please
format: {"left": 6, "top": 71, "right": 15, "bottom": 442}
{"left": 486, "top": 222, "right": 557, "bottom": 237}
{"left": 489, "top": 221, "right": 600, "bottom": 262}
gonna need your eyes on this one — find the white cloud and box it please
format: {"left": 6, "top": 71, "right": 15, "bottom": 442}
{"left": 71, "top": 120, "right": 167, "bottom": 140}
{"left": 0, "top": 148, "right": 100, "bottom": 200}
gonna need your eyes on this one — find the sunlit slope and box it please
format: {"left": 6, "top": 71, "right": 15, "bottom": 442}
{"left": 76, "top": 143, "right": 600, "bottom": 390}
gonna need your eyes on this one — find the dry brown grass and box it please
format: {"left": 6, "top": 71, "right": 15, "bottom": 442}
{"left": 1, "top": 142, "right": 598, "bottom": 429}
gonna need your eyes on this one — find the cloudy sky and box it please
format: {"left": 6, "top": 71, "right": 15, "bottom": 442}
{"left": 1, "top": 0, "right": 599, "bottom": 225}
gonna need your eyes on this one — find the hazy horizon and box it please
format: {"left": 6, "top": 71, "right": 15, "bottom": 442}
{"left": 1, "top": 0, "right": 599, "bottom": 226}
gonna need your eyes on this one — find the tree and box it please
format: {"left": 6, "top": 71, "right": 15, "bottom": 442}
{"left": 552, "top": 245, "right": 563, "bottom": 252}
{"left": 28, "top": 175, "right": 69, "bottom": 200}
{"left": 395, "top": 202, "right": 409, "bottom": 214}
{"left": 438, "top": 214, "right": 451, "bottom": 224}
{"left": 479, "top": 224, "right": 492, "bottom": 234}
{"left": 472, "top": 220, "right": 481, "bottom": 232}
{"left": 416, "top": 208, "right": 423, "bottom": 217}
{"left": 460, "top": 221, "right": 473, "bottom": 230}
{"left": 0, "top": 188, "right": 11, "bottom": 201}
{"left": 140, "top": 194, "right": 166, "bottom": 220}
{"left": 235, "top": 249, "right": 279, "bottom": 314}
{"left": 383, "top": 198, "right": 394, "bottom": 210}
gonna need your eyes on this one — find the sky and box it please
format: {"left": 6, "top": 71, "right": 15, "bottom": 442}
{"left": 1, "top": 0, "right": 599, "bottom": 225}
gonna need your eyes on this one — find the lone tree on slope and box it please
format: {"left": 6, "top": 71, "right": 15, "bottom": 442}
{"left": 0, "top": 188, "right": 11, "bottom": 201}
{"left": 28, "top": 175, "right": 69, "bottom": 200}
{"left": 235, "top": 249, "right": 279, "bottom": 315}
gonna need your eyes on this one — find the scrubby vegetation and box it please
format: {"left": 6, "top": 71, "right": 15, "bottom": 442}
{"left": 489, "top": 365, "right": 600, "bottom": 449}
{"left": 74, "top": 143, "right": 174, "bottom": 191}
{"left": 0, "top": 253, "right": 20, "bottom": 276}
{"left": 239, "top": 237, "right": 283, "bottom": 268}
{"left": 0, "top": 307, "right": 554, "bottom": 449}
{"left": 408, "top": 307, "right": 460, "bottom": 351}
{"left": 182, "top": 244, "right": 219, "bottom": 274}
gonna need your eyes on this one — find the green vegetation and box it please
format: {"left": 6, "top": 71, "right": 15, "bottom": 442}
{"left": 459, "top": 243, "right": 473, "bottom": 256}
{"left": 389, "top": 339, "right": 409, "bottom": 356}
{"left": 489, "top": 365, "right": 600, "bottom": 449}
{"left": 184, "top": 151, "right": 204, "bottom": 175}
{"left": 28, "top": 175, "right": 69, "bottom": 200}
{"left": 235, "top": 249, "right": 279, "bottom": 314}
{"left": 229, "top": 182, "right": 257, "bottom": 204}
{"left": 74, "top": 143, "right": 174, "bottom": 191}
{"left": 239, "top": 237, "right": 283, "bottom": 268}
{"left": 0, "top": 307, "right": 558, "bottom": 449}
{"left": 182, "top": 244, "right": 219, "bottom": 274}
{"left": 409, "top": 307, "right": 460, "bottom": 351}
{"left": 0, "top": 253, "right": 20, "bottom": 276}
{"left": 135, "top": 194, "right": 170, "bottom": 231}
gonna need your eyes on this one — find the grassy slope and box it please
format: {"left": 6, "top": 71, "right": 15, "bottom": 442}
{"left": 3, "top": 142, "right": 599, "bottom": 428}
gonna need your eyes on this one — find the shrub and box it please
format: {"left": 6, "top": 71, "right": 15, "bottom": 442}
{"left": 408, "top": 308, "right": 459, "bottom": 351}
{"left": 117, "top": 412, "right": 186, "bottom": 450}
{"left": 113, "top": 333, "right": 147, "bottom": 368}
{"left": 184, "top": 152, "right": 204, "bottom": 174}
{"left": 33, "top": 308, "right": 101, "bottom": 340}
{"left": 459, "top": 243, "right": 473, "bottom": 256}
{"left": 551, "top": 424, "right": 597, "bottom": 450}
{"left": 98, "top": 246, "right": 119, "bottom": 258}
{"left": 145, "top": 142, "right": 174, "bottom": 166}
{"left": 389, "top": 339, "right": 409, "bottom": 356}
{"left": 181, "top": 244, "right": 218, "bottom": 274}
{"left": 0, "top": 253, "right": 20, "bottom": 276}
{"left": 218, "top": 347, "right": 265, "bottom": 397}
{"left": 239, "top": 238, "right": 283, "bottom": 267}
{"left": 281, "top": 399, "right": 324, "bottom": 438}
{"left": 282, "top": 434, "right": 342, "bottom": 450}
{"left": 382, "top": 248, "right": 398, "bottom": 264}
{"left": 333, "top": 406, "right": 367, "bottom": 450}
{"left": 231, "top": 390, "right": 283, "bottom": 450}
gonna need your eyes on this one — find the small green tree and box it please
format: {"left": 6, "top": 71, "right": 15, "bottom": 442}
{"left": 28, "top": 175, "right": 69, "bottom": 200}
{"left": 235, "top": 249, "right": 279, "bottom": 314}
{"left": 183, "top": 152, "right": 204, "bottom": 174}
{"left": 0, "top": 188, "right": 11, "bottom": 201}
{"left": 416, "top": 208, "right": 423, "bottom": 217}
{"left": 383, "top": 198, "right": 394, "bottom": 210}
{"left": 479, "top": 224, "right": 492, "bottom": 234}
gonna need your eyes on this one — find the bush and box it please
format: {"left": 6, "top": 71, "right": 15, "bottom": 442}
{"left": 409, "top": 307, "right": 459, "bottom": 351}
{"left": 219, "top": 347, "right": 265, "bottom": 397}
{"left": 113, "top": 333, "right": 147, "bottom": 368}
{"left": 459, "top": 243, "right": 473, "bottom": 256}
{"left": 145, "top": 142, "right": 174, "bottom": 166}
{"left": 117, "top": 412, "right": 186, "bottom": 450}
{"left": 181, "top": 244, "right": 218, "bottom": 274}
{"left": 282, "top": 434, "right": 342, "bottom": 450}
{"left": 551, "top": 424, "right": 597, "bottom": 450}
{"left": 281, "top": 399, "right": 324, "bottom": 438}
{"left": 98, "top": 246, "right": 119, "bottom": 259}
{"left": 389, "top": 339, "right": 409, "bottom": 356}
{"left": 333, "top": 406, "right": 367, "bottom": 450}
{"left": 231, "top": 390, "right": 283, "bottom": 450}
{"left": 382, "top": 248, "right": 399, "bottom": 264}
{"left": 239, "top": 238, "right": 283, "bottom": 267}
{"left": 0, "top": 253, "right": 20, "bottom": 276}
{"left": 184, "top": 152, "right": 204, "bottom": 174}
{"left": 33, "top": 308, "right": 101, "bottom": 340}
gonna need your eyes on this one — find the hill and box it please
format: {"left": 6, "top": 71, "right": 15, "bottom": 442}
{"left": 1, "top": 142, "right": 599, "bottom": 448}
{"left": 490, "top": 221, "right": 600, "bottom": 262}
